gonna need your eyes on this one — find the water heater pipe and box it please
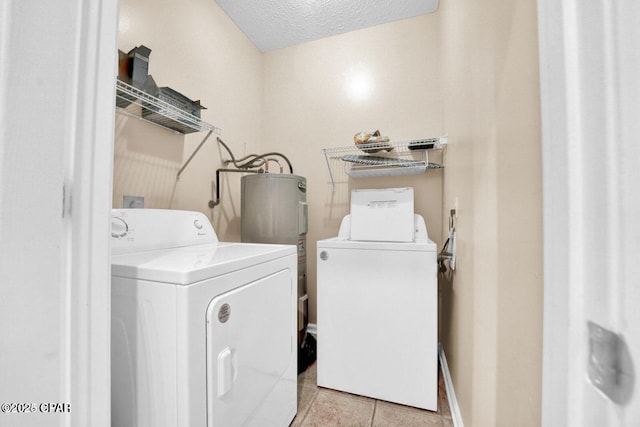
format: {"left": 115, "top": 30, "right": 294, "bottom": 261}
{"left": 217, "top": 137, "right": 294, "bottom": 174}
{"left": 208, "top": 168, "right": 260, "bottom": 208}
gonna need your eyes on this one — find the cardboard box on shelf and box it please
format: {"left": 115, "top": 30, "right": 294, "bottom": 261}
{"left": 116, "top": 45, "right": 153, "bottom": 108}
{"left": 142, "top": 86, "right": 206, "bottom": 133}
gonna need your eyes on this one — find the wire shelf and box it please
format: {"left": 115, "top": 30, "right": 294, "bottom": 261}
{"left": 321, "top": 137, "right": 447, "bottom": 191}
{"left": 115, "top": 80, "right": 221, "bottom": 135}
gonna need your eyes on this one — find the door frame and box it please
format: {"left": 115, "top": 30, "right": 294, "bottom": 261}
{"left": 538, "top": 1, "right": 639, "bottom": 424}
{"left": 0, "top": 1, "right": 118, "bottom": 425}
{"left": 67, "top": 1, "right": 119, "bottom": 424}
{"left": 538, "top": 0, "right": 575, "bottom": 424}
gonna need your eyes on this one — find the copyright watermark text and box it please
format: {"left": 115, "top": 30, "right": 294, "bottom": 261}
{"left": 1, "top": 403, "right": 71, "bottom": 414}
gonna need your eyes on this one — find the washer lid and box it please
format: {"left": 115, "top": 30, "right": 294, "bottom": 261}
{"left": 111, "top": 242, "right": 296, "bottom": 285}
{"left": 316, "top": 237, "right": 437, "bottom": 252}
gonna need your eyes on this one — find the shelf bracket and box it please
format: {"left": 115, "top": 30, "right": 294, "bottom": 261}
{"left": 322, "top": 149, "right": 337, "bottom": 192}
{"left": 177, "top": 130, "right": 214, "bottom": 179}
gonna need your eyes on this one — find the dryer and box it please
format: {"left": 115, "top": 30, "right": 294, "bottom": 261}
{"left": 110, "top": 209, "right": 297, "bottom": 427}
{"left": 316, "top": 188, "right": 438, "bottom": 411}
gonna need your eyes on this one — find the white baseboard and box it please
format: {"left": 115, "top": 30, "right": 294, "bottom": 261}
{"left": 439, "top": 343, "right": 464, "bottom": 427}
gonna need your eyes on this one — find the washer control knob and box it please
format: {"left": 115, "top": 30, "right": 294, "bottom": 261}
{"left": 319, "top": 251, "right": 329, "bottom": 261}
{"left": 194, "top": 219, "right": 203, "bottom": 230}
{"left": 111, "top": 217, "right": 128, "bottom": 238}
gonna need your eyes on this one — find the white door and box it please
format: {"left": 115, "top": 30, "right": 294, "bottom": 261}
{"left": 539, "top": 1, "right": 640, "bottom": 425}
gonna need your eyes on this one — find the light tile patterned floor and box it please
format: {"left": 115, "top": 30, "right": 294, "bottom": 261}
{"left": 291, "top": 362, "right": 453, "bottom": 427}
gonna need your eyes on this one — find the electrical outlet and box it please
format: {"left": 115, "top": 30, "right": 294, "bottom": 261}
{"left": 123, "top": 195, "right": 144, "bottom": 209}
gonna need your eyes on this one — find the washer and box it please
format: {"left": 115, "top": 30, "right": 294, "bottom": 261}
{"left": 110, "top": 209, "right": 297, "bottom": 427}
{"left": 317, "top": 214, "right": 438, "bottom": 410}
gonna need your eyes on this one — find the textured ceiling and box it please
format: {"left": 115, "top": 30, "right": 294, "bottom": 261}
{"left": 214, "top": 0, "right": 440, "bottom": 52}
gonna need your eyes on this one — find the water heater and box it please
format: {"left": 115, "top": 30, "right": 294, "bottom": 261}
{"left": 241, "top": 174, "right": 308, "bottom": 345}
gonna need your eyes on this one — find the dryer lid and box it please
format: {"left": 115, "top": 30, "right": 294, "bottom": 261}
{"left": 111, "top": 242, "right": 296, "bottom": 285}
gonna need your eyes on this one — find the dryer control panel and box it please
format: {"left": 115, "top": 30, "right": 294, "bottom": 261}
{"left": 111, "top": 209, "right": 218, "bottom": 255}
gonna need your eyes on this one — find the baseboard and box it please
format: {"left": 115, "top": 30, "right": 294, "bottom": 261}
{"left": 439, "top": 343, "right": 464, "bottom": 427}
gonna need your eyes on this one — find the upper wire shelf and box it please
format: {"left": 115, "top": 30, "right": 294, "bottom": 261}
{"left": 115, "top": 80, "right": 221, "bottom": 135}
{"left": 321, "top": 136, "right": 447, "bottom": 191}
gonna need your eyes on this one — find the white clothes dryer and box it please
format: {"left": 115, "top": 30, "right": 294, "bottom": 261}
{"left": 317, "top": 214, "right": 438, "bottom": 410}
{"left": 110, "top": 209, "right": 297, "bottom": 427}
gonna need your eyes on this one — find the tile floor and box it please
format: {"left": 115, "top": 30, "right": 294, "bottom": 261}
{"left": 291, "top": 361, "right": 453, "bottom": 427}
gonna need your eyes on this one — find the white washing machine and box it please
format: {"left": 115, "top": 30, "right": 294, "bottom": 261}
{"left": 110, "top": 209, "right": 297, "bottom": 427}
{"left": 317, "top": 211, "right": 438, "bottom": 411}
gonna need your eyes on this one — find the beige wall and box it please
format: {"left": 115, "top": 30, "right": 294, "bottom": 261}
{"left": 261, "top": 13, "right": 445, "bottom": 325}
{"left": 115, "top": 1, "right": 542, "bottom": 426}
{"left": 439, "top": 0, "right": 543, "bottom": 426}
{"left": 115, "top": 0, "right": 263, "bottom": 240}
